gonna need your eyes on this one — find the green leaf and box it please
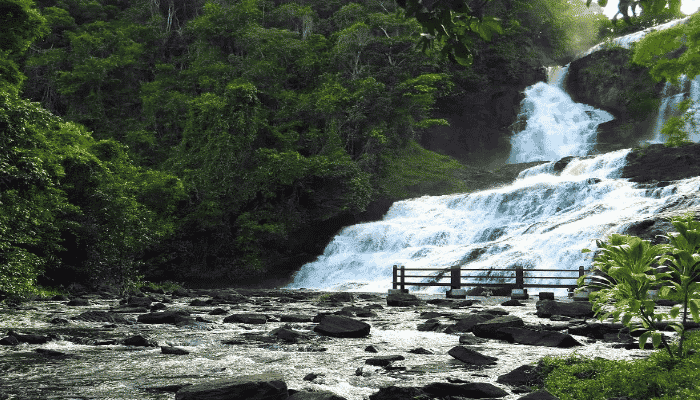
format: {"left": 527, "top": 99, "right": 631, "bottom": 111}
{"left": 690, "top": 299, "right": 700, "bottom": 323}
{"left": 652, "top": 332, "right": 662, "bottom": 349}
{"left": 639, "top": 331, "right": 652, "bottom": 349}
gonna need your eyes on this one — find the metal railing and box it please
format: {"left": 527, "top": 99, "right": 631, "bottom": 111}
{"left": 391, "top": 265, "right": 587, "bottom": 291}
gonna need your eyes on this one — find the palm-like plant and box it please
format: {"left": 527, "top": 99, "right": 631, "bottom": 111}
{"left": 580, "top": 234, "right": 673, "bottom": 357}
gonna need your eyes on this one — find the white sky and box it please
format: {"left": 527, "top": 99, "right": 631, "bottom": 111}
{"left": 601, "top": 0, "right": 700, "bottom": 18}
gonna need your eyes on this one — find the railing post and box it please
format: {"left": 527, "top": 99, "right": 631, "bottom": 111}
{"left": 578, "top": 265, "right": 585, "bottom": 279}
{"left": 451, "top": 265, "right": 461, "bottom": 290}
{"left": 400, "top": 265, "right": 405, "bottom": 291}
{"left": 392, "top": 265, "right": 398, "bottom": 290}
{"left": 516, "top": 266, "right": 524, "bottom": 289}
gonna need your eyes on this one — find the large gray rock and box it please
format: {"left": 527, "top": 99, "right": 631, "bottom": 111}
{"left": 386, "top": 293, "right": 422, "bottom": 307}
{"left": 445, "top": 313, "right": 495, "bottom": 333}
{"left": 288, "top": 391, "right": 348, "bottom": 400}
{"left": 314, "top": 315, "right": 370, "bottom": 338}
{"left": 497, "top": 364, "right": 541, "bottom": 387}
{"left": 74, "top": 310, "right": 131, "bottom": 324}
{"left": 365, "top": 355, "right": 405, "bottom": 367}
{"left": 422, "top": 382, "right": 508, "bottom": 398}
{"left": 448, "top": 345, "right": 498, "bottom": 366}
{"left": 137, "top": 311, "right": 193, "bottom": 325}
{"left": 175, "top": 374, "right": 287, "bottom": 400}
{"left": 223, "top": 313, "right": 268, "bottom": 324}
{"left": 498, "top": 327, "right": 583, "bottom": 348}
{"left": 518, "top": 389, "right": 560, "bottom": 399}
{"left": 536, "top": 300, "right": 593, "bottom": 319}
{"left": 472, "top": 315, "right": 524, "bottom": 339}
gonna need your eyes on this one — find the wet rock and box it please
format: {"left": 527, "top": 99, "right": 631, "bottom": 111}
{"left": 473, "top": 315, "right": 525, "bottom": 339}
{"left": 270, "top": 327, "right": 303, "bottom": 343}
{"left": 408, "top": 347, "right": 433, "bottom": 355}
{"left": 459, "top": 333, "right": 485, "bottom": 345}
{"left": 51, "top": 294, "right": 69, "bottom": 301}
{"left": 518, "top": 389, "right": 561, "bottom": 399}
{"left": 502, "top": 299, "right": 525, "bottom": 306}
{"left": 280, "top": 314, "right": 313, "bottom": 322}
{"left": 498, "top": 327, "right": 583, "bottom": 348}
{"left": 623, "top": 143, "right": 700, "bottom": 183}
{"left": 161, "top": 346, "right": 190, "bottom": 355}
{"left": 223, "top": 313, "right": 268, "bottom": 324}
{"left": 288, "top": 390, "right": 348, "bottom": 400}
{"left": 137, "top": 310, "right": 193, "bottom": 325}
{"left": 174, "top": 373, "right": 288, "bottom": 400}
{"left": 123, "top": 334, "right": 157, "bottom": 347}
{"left": 355, "top": 308, "right": 378, "bottom": 318}
{"left": 172, "top": 288, "right": 190, "bottom": 297}
{"left": 386, "top": 293, "right": 422, "bottom": 307}
{"left": 536, "top": 300, "right": 594, "bottom": 319}
{"left": 420, "top": 311, "right": 448, "bottom": 319}
{"left": 150, "top": 302, "right": 167, "bottom": 311}
{"left": 127, "top": 296, "right": 153, "bottom": 307}
{"left": 497, "top": 365, "right": 542, "bottom": 387}
{"left": 0, "top": 336, "right": 20, "bottom": 346}
{"left": 314, "top": 315, "right": 371, "bottom": 338}
{"left": 417, "top": 321, "right": 445, "bottom": 332}
{"left": 368, "top": 386, "right": 424, "bottom": 400}
{"left": 303, "top": 373, "right": 321, "bottom": 381}
{"left": 448, "top": 345, "right": 498, "bottom": 366}
{"left": 189, "top": 299, "right": 212, "bottom": 306}
{"left": 66, "top": 298, "right": 90, "bottom": 306}
{"left": 422, "top": 382, "right": 508, "bottom": 398}
{"left": 35, "top": 348, "right": 68, "bottom": 357}
{"left": 466, "top": 286, "right": 513, "bottom": 296}
{"left": 445, "top": 313, "right": 494, "bottom": 333}
{"left": 365, "top": 355, "right": 405, "bottom": 367}
{"left": 327, "top": 292, "right": 354, "bottom": 303}
{"left": 209, "top": 308, "right": 228, "bottom": 315}
{"left": 74, "top": 310, "right": 131, "bottom": 324}
{"left": 483, "top": 307, "right": 510, "bottom": 316}
{"left": 7, "top": 330, "right": 51, "bottom": 344}
{"left": 365, "top": 345, "right": 379, "bottom": 353}
{"left": 50, "top": 317, "right": 70, "bottom": 325}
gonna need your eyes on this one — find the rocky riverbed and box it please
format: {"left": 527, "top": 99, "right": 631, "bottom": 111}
{"left": 0, "top": 288, "right": 673, "bottom": 400}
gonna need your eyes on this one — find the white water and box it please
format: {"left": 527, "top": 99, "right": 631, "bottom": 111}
{"left": 286, "top": 19, "right": 700, "bottom": 295}
{"left": 649, "top": 74, "right": 700, "bottom": 143}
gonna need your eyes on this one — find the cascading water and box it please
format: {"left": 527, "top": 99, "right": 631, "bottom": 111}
{"left": 287, "top": 149, "right": 700, "bottom": 294}
{"left": 649, "top": 74, "right": 700, "bottom": 143}
{"left": 286, "top": 19, "right": 700, "bottom": 294}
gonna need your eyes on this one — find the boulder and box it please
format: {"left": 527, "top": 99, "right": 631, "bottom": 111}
{"left": 386, "top": 293, "right": 422, "bottom": 307}
{"left": 175, "top": 374, "right": 288, "bottom": 400}
{"left": 472, "top": 315, "right": 525, "bottom": 339}
{"left": 161, "top": 346, "right": 190, "bottom": 355}
{"left": 279, "top": 314, "right": 313, "bottom": 323}
{"left": 536, "top": 300, "right": 594, "bottom": 319}
{"left": 369, "top": 386, "right": 424, "bottom": 400}
{"left": 137, "top": 311, "right": 193, "bottom": 325}
{"left": 288, "top": 391, "right": 348, "bottom": 400}
{"left": 270, "top": 327, "right": 302, "bottom": 343}
{"left": 497, "top": 364, "right": 541, "bottom": 387}
{"left": 223, "top": 313, "right": 268, "bottom": 324}
{"left": 518, "top": 389, "right": 560, "bottom": 399}
{"left": 408, "top": 347, "right": 433, "bottom": 355}
{"left": 128, "top": 296, "right": 153, "bottom": 307}
{"left": 189, "top": 299, "right": 212, "bottom": 306}
{"left": 74, "top": 310, "right": 131, "bottom": 324}
{"left": 365, "top": 355, "right": 405, "bottom": 367}
{"left": 326, "top": 292, "right": 354, "bottom": 303}
{"left": 314, "top": 315, "right": 370, "bottom": 338}
{"left": 498, "top": 327, "right": 583, "bottom": 348}
{"left": 123, "top": 335, "right": 157, "bottom": 347}
{"left": 7, "top": 330, "right": 50, "bottom": 344}
{"left": 0, "top": 336, "right": 20, "bottom": 346}
{"left": 66, "top": 298, "right": 90, "bottom": 306}
{"left": 445, "top": 313, "right": 494, "bottom": 333}
{"left": 448, "top": 345, "right": 498, "bottom": 366}
{"left": 422, "top": 382, "right": 508, "bottom": 398}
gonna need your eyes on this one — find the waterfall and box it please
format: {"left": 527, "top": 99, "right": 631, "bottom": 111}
{"left": 285, "top": 19, "right": 700, "bottom": 295}
{"left": 286, "top": 149, "right": 700, "bottom": 294}
{"left": 649, "top": 75, "right": 700, "bottom": 143}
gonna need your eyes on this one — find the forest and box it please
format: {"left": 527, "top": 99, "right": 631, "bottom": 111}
{"left": 0, "top": 0, "right": 696, "bottom": 297}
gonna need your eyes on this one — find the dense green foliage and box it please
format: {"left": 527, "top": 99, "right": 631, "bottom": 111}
{"left": 581, "top": 214, "right": 700, "bottom": 358}
{"left": 539, "top": 331, "right": 700, "bottom": 400}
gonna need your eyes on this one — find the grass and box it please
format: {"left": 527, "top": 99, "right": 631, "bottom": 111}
{"left": 537, "top": 330, "right": 700, "bottom": 400}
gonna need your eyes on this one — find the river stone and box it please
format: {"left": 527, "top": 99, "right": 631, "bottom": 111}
{"left": 448, "top": 345, "right": 498, "bottom": 366}
{"left": 137, "top": 310, "right": 192, "bottom": 325}
{"left": 368, "top": 386, "right": 424, "bottom": 400}
{"left": 175, "top": 373, "right": 288, "bottom": 400}
{"left": 66, "top": 298, "right": 90, "bottom": 306}
{"left": 123, "top": 334, "right": 157, "bottom": 347}
{"left": 223, "top": 313, "right": 268, "bottom": 324}
{"left": 445, "top": 313, "right": 494, "bottom": 333}
{"left": 161, "top": 346, "right": 190, "bottom": 355}
{"left": 0, "top": 336, "right": 20, "bottom": 346}
{"left": 536, "top": 300, "right": 594, "bottom": 318}
{"left": 270, "top": 327, "right": 302, "bottom": 342}
{"left": 365, "top": 355, "right": 405, "bottom": 367}
{"left": 279, "top": 314, "right": 313, "bottom": 322}
{"left": 518, "top": 389, "right": 561, "bottom": 399}
{"left": 497, "top": 365, "right": 541, "bottom": 386}
{"left": 75, "top": 310, "right": 131, "bottom": 324}
{"left": 7, "top": 330, "right": 51, "bottom": 344}
{"left": 127, "top": 296, "right": 153, "bottom": 307}
{"left": 472, "top": 315, "right": 524, "bottom": 339}
{"left": 386, "top": 293, "right": 422, "bottom": 307}
{"left": 498, "top": 327, "right": 583, "bottom": 348}
{"left": 422, "top": 382, "right": 509, "bottom": 398}
{"left": 288, "top": 390, "right": 348, "bottom": 400}
{"left": 408, "top": 347, "right": 433, "bottom": 355}
{"left": 314, "top": 315, "right": 371, "bottom": 338}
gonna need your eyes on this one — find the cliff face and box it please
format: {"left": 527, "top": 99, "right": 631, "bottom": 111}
{"left": 566, "top": 47, "right": 665, "bottom": 154}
